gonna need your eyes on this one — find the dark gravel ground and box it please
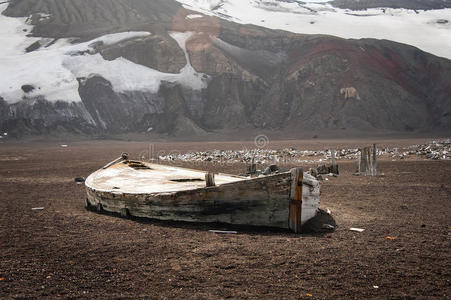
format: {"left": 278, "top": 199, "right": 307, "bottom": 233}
{"left": 0, "top": 139, "right": 450, "bottom": 298}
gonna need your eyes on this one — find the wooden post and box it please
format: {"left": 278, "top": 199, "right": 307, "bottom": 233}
{"left": 331, "top": 149, "right": 338, "bottom": 174}
{"left": 331, "top": 149, "right": 336, "bottom": 167}
{"left": 205, "top": 172, "right": 215, "bottom": 187}
{"left": 247, "top": 157, "right": 257, "bottom": 177}
{"left": 367, "top": 147, "right": 371, "bottom": 175}
{"left": 149, "top": 144, "right": 155, "bottom": 162}
{"left": 289, "top": 168, "right": 303, "bottom": 233}
{"left": 359, "top": 148, "right": 364, "bottom": 175}
{"left": 148, "top": 144, "right": 150, "bottom": 162}
{"left": 357, "top": 146, "right": 377, "bottom": 176}
{"left": 372, "top": 144, "right": 377, "bottom": 176}
{"left": 361, "top": 147, "right": 368, "bottom": 175}
{"left": 356, "top": 150, "right": 361, "bottom": 174}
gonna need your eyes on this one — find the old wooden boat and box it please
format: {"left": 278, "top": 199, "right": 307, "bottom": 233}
{"left": 85, "top": 154, "right": 320, "bottom": 232}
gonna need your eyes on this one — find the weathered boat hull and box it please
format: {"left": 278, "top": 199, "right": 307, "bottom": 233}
{"left": 85, "top": 160, "right": 320, "bottom": 231}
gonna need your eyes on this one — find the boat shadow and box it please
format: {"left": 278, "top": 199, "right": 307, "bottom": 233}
{"left": 86, "top": 205, "right": 335, "bottom": 237}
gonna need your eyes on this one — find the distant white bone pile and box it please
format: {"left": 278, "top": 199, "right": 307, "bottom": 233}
{"left": 158, "top": 139, "right": 451, "bottom": 165}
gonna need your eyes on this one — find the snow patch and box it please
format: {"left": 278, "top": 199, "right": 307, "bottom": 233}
{"left": 36, "top": 13, "right": 51, "bottom": 22}
{"left": 0, "top": 29, "right": 152, "bottom": 103}
{"left": 169, "top": 31, "right": 209, "bottom": 90}
{"left": 0, "top": 4, "right": 37, "bottom": 56}
{"left": 186, "top": 14, "right": 204, "bottom": 19}
{"left": 182, "top": 0, "right": 224, "bottom": 11}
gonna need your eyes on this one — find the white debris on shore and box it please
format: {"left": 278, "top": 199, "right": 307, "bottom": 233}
{"left": 159, "top": 148, "right": 354, "bottom": 165}
{"left": 403, "top": 139, "right": 451, "bottom": 160}
{"left": 158, "top": 140, "right": 450, "bottom": 164}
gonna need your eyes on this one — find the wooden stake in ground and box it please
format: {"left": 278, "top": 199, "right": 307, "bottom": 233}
{"left": 331, "top": 149, "right": 336, "bottom": 167}
{"left": 247, "top": 157, "right": 257, "bottom": 177}
{"left": 372, "top": 144, "right": 377, "bottom": 176}
{"left": 331, "top": 149, "right": 338, "bottom": 174}
{"left": 358, "top": 145, "right": 377, "bottom": 176}
{"left": 355, "top": 149, "right": 362, "bottom": 174}
{"left": 205, "top": 172, "right": 215, "bottom": 187}
{"left": 366, "top": 146, "right": 372, "bottom": 175}
{"left": 289, "top": 168, "right": 303, "bottom": 233}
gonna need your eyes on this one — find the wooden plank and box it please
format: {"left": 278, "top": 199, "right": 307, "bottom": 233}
{"left": 301, "top": 175, "right": 320, "bottom": 225}
{"left": 289, "top": 168, "right": 303, "bottom": 233}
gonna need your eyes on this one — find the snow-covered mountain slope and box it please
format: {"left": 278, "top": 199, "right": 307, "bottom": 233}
{"left": 0, "top": 4, "right": 207, "bottom": 104}
{"left": 176, "top": 0, "right": 451, "bottom": 59}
